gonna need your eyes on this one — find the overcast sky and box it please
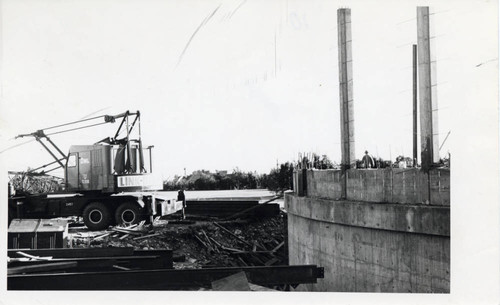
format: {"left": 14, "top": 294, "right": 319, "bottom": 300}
{"left": 0, "top": 0, "right": 497, "bottom": 179}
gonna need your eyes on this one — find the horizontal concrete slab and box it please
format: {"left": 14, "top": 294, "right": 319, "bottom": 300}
{"left": 285, "top": 193, "right": 449, "bottom": 236}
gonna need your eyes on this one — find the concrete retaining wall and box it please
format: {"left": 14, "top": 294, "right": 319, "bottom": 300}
{"left": 306, "top": 170, "right": 343, "bottom": 199}
{"left": 302, "top": 168, "right": 450, "bottom": 206}
{"left": 286, "top": 193, "right": 450, "bottom": 292}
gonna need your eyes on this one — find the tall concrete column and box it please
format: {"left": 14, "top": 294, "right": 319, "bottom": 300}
{"left": 338, "top": 8, "right": 355, "bottom": 168}
{"left": 413, "top": 44, "right": 418, "bottom": 164}
{"left": 417, "top": 6, "right": 440, "bottom": 170}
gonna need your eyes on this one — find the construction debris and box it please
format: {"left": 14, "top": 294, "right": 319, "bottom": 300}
{"left": 9, "top": 172, "right": 62, "bottom": 195}
{"left": 7, "top": 206, "right": 295, "bottom": 290}
{"left": 68, "top": 212, "right": 287, "bottom": 269}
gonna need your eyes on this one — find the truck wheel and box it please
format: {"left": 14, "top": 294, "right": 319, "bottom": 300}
{"left": 115, "top": 202, "right": 145, "bottom": 226}
{"left": 83, "top": 202, "right": 112, "bottom": 231}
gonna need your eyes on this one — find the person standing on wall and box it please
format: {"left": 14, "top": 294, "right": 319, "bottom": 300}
{"left": 362, "top": 151, "right": 374, "bottom": 169}
{"left": 177, "top": 189, "right": 186, "bottom": 220}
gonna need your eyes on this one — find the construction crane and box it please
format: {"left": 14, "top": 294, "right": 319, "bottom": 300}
{"left": 8, "top": 110, "right": 183, "bottom": 230}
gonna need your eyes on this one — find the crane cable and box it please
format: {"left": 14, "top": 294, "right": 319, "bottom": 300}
{"left": 41, "top": 114, "right": 106, "bottom": 131}
{"left": 45, "top": 121, "right": 109, "bottom": 136}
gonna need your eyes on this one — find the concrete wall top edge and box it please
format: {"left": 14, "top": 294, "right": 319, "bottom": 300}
{"left": 301, "top": 168, "right": 450, "bottom": 206}
{"left": 285, "top": 193, "right": 450, "bottom": 237}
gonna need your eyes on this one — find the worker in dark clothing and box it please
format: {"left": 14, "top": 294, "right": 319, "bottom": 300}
{"left": 362, "top": 151, "right": 374, "bottom": 169}
{"left": 177, "top": 190, "right": 186, "bottom": 220}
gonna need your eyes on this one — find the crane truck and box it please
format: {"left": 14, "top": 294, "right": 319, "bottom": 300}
{"left": 7, "top": 110, "right": 183, "bottom": 230}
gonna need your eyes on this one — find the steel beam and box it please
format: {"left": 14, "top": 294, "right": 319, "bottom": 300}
{"left": 8, "top": 255, "right": 168, "bottom": 270}
{"left": 8, "top": 265, "right": 324, "bottom": 290}
{"left": 8, "top": 247, "right": 135, "bottom": 258}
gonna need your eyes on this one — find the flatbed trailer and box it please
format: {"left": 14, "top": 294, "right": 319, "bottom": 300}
{"left": 9, "top": 191, "right": 183, "bottom": 230}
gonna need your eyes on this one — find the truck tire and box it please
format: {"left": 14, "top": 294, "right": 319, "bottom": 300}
{"left": 115, "top": 202, "right": 145, "bottom": 226}
{"left": 83, "top": 202, "right": 112, "bottom": 231}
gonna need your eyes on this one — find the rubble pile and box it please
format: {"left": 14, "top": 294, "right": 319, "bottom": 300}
{"left": 71, "top": 212, "right": 287, "bottom": 269}
{"left": 9, "top": 172, "right": 62, "bottom": 194}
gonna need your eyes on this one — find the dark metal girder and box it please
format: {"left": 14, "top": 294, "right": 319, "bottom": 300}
{"left": 8, "top": 255, "right": 170, "bottom": 271}
{"left": 8, "top": 265, "right": 324, "bottom": 290}
{"left": 8, "top": 247, "right": 135, "bottom": 258}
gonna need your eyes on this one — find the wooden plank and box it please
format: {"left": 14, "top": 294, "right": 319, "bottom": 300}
{"left": 15, "top": 252, "right": 52, "bottom": 261}
{"left": 93, "top": 232, "right": 113, "bottom": 240}
{"left": 237, "top": 257, "right": 248, "bottom": 266}
{"left": 213, "top": 222, "right": 267, "bottom": 251}
{"left": 113, "top": 265, "right": 131, "bottom": 271}
{"left": 193, "top": 235, "right": 210, "bottom": 250}
{"left": 272, "top": 242, "right": 284, "bottom": 253}
{"left": 111, "top": 228, "right": 143, "bottom": 236}
{"left": 264, "top": 257, "right": 280, "bottom": 266}
{"left": 228, "top": 251, "right": 275, "bottom": 255}
{"left": 220, "top": 246, "right": 244, "bottom": 253}
{"left": 132, "top": 233, "right": 161, "bottom": 241}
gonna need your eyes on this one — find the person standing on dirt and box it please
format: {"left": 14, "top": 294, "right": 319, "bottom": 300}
{"left": 361, "top": 151, "right": 374, "bottom": 169}
{"left": 177, "top": 190, "right": 186, "bottom": 219}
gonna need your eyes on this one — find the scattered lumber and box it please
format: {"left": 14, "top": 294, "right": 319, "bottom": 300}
{"left": 272, "top": 242, "right": 284, "bottom": 253}
{"left": 264, "top": 258, "right": 280, "bottom": 266}
{"left": 113, "top": 265, "right": 131, "bottom": 271}
{"left": 111, "top": 228, "right": 143, "bottom": 236}
{"left": 167, "top": 220, "right": 195, "bottom": 224}
{"left": 213, "top": 222, "right": 259, "bottom": 250}
{"left": 16, "top": 252, "right": 53, "bottom": 261}
{"left": 132, "top": 233, "right": 162, "bottom": 241}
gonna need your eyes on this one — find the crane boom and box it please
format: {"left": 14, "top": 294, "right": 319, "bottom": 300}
{"left": 15, "top": 110, "right": 143, "bottom": 174}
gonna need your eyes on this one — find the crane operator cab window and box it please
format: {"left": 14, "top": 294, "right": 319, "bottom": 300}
{"left": 111, "top": 143, "right": 148, "bottom": 175}
{"left": 113, "top": 145, "right": 126, "bottom": 174}
{"left": 67, "top": 154, "right": 77, "bottom": 167}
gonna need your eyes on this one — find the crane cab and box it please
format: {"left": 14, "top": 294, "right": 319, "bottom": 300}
{"left": 65, "top": 143, "right": 159, "bottom": 193}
